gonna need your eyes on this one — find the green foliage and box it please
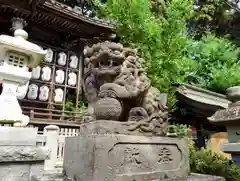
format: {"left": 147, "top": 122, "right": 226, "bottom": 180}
{"left": 189, "top": 140, "right": 240, "bottom": 181}
{"left": 95, "top": 0, "right": 196, "bottom": 109}
{"left": 190, "top": 0, "right": 233, "bottom": 38}
{"left": 65, "top": 97, "right": 87, "bottom": 117}
{"left": 169, "top": 124, "right": 240, "bottom": 181}
{"left": 207, "top": 65, "right": 240, "bottom": 94}
{"left": 167, "top": 124, "right": 191, "bottom": 138}
{"left": 193, "top": 0, "right": 230, "bottom": 22}
{"left": 149, "top": 0, "right": 166, "bottom": 17}
{"left": 65, "top": 101, "right": 75, "bottom": 116}
{"left": 187, "top": 34, "right": 240, "bottom": 93}
{"left": 94, "top": 0, "right": 240, "bottom": 109}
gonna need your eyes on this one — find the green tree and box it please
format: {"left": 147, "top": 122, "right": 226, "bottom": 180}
{"left": 94, "top": 0, "right": 240, "bottom": 109}
{"left": 187, "top": 34, "right": 240, "bottom": 93}
{"left": 95, "top": 0, "right": 196, "bottom": 110}
{"left": 191, "top": 0, "right": 232, "bottom": 37}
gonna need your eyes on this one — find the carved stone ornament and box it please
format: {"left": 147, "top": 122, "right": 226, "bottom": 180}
{"left": 27, "top": 84, "right": 38, "bottom": 100}
{"left": 39, "top": 86, "right": 49, "bottom": 101}
{"left": 16, "top": 81, "right": 29, "bottom": 100}
{"left": 31, "top": 66, "right": 41, "bottom": 79}
{"left": 55, "top": 69, "right": 65, "bottom": 84}
{"left": 82, "top": 41, "right": 168, "bottom": 136}
{"left": 54, "top": 88, "right": 64, "bottom": 103}
{"left": 41, "top": 66, "right": 52, "bottom": 81}
{"left": 11, "top": 17, "right": 27, "bottom": 32}
{"left": 68, "top": 72, "right": 77, "bottom": 86}
{"left": 58, "top": 52, "right": 67, "bottom": 66}
{"left": 44, "top": 48, "right": 54, "bottom": 63}
{"left": 70, "top": 55, "right": 78, "bottom": 69}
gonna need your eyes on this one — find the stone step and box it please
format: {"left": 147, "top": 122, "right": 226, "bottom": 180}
{"left": 39, "top": 178, "right": 63, "bottom": 181}
{"left": 43, "top": 173, "right": 63, "bottom": 181}
{"left": 31, "top": 172, "right": 64, "bottom": 181}
{"left": 165, "top": 174, "right": 225, "bottom": 181}
{"left": 31, "top": 176, "right": 63, "bottom": 181}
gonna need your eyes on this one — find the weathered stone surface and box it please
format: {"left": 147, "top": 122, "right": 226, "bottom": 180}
{"left": 29, "top": 164, "right": 45, "bottom": 180}
{"left": 80, "top": 120, "right": 169, "bottom": 136}
{"left": 0, "top": 146, "right": 50, "bottom": 162}
{"left": 221, "top": 142, "right": 240, "bottom": 153}
{"left": 208, "top": 86, "right": 240, "bottom": 124}
{"left": 83, "top": 42, "right": 168, "bottom": 136}
{"left": 31, "top": 171, "right": 63, "bottom": 181}
{"left": 226, "top": 125, "right": 240, "bottom": 142}
{"left": 30, "top": 173, "right": 225, "bottom": 181}
{"left": 0, "top": 127, "right": 37, "bottom": 146}
{"left": 63, "top": 134, "right": 189, "bottom": 181}
{"left": 80, "top": 120, "right": 152, "bottom": 135}
{"left": 0, "top": 163, "right": 30, "bottom": 181}
{"left": 226, "top": 86, "right": 240, "bottom": 101}
{"left": 167, "top": 173, "right": 225, "bottom": 181}
{"left": 0, "top": 127, "right": 48, "bottom": 181}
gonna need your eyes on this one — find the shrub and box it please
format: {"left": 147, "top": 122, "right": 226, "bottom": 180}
{"left": 189, "top": 140, "right": 240, "bottom": 181}
{"left": 168, "top": 124, "right": 240, "bottom": 181}
{"left": 167, "top": 124, "right": 191, "bottom": 138}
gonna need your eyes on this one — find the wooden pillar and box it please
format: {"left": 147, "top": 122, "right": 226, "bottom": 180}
{"left": 196, "top": 122, "right": 205, "bottom": 148}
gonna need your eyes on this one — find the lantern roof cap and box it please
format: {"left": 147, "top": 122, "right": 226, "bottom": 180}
{"left": 0, "top": 29, "right": 46, "bottom": 68}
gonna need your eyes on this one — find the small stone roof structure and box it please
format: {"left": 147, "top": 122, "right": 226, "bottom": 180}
{"left": 208, "top": 86, "right": 240, "bottom": 125}
{"left": 176, "top": 83, "right": 231, "bottom": 118}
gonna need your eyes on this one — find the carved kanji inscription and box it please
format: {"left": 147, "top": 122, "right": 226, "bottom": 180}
{"left": 108, "top": 143, "right": 182, "bottom": 175}
{"left": 158, "top": 147, "right": 173, "bottom": 164}
{"left": 124, "top": 147, "right": 142, "bottom": 166}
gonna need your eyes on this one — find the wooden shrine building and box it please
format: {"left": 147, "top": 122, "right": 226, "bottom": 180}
{"left": 0, "top": 0, "right": 115, "bottom": 131}
{"left": 173, "top": 83, "right": 230, "bottom": 148}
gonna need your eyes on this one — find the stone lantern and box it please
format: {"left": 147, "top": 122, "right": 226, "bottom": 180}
{"left": 208, "top": 86, "right": 240, "bottom": 165}
{"left": 0, "top": 18, "right": 46, "bottom": 127}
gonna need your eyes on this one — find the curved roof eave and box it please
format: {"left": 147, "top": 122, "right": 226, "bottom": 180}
{"left": 42, "top": 0, "right": 115, "bottom": 30}
{"left": 176, "top": 83, "right": 230, "bottom": 109}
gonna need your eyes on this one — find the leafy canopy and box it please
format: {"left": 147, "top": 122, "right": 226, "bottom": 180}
{"left": 96, "top": 0, "right": 196, "bottom": 109}
{"left": 187, "top": 34, "right": 240, "bottom": 93}
{"left": 94, "top": 0, "right": 240, "bottom": 109}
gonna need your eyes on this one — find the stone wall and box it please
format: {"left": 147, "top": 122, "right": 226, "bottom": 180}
{"left": 0, "top": 127, "right": 49, "bottom": 181}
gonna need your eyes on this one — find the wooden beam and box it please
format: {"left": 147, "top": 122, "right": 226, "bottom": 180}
{"left": 0, "top": 2, "right": 114, "bottom": 40}
{"left": 42, "top": 0, "right": 114, "bottom": 30}
{"left": 0, "top": 0, "right": 32, "bottom": 11}
{"left": 38, "top": 0, "right": 47, "bottom": 5}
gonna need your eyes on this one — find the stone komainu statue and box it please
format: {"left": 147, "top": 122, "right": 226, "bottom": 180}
{"left": 83, "top": 41, "right": 168, "bottom": 136}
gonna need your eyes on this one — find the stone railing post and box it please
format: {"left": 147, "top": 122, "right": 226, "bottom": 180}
{"left": 44, "top": 125, "right": 59, "bottom": 171}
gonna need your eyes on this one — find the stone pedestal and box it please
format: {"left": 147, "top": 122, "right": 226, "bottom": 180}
{"left": 0, "top": 127, "right": 49, "bottom": 181}
{"left": 63, "top": 134, "right": 189, "bottom": 181}
{"left": 221, "top": 142, "right": 240, "bottom": 165}
{"left": 63, "top": 121, "right": 225, "bottom": 181}
{"left": 166, "top": 173, "right": 225, "bottom": 181}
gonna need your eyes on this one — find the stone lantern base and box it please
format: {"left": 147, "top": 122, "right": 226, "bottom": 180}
{"left": 222, "top": 142, "right": 240, "bottom": 165}
{"left": 0, "top": 127, "right": 49, "bottom": 181}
